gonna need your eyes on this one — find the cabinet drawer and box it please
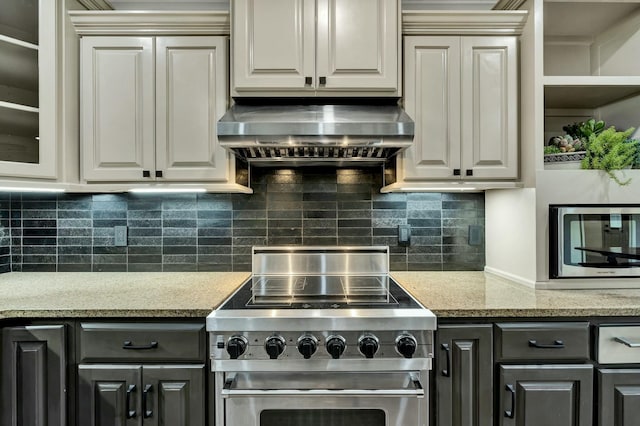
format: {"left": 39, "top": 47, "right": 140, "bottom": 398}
{"left": 496, "top": 322, "right": 590, "bottom": 361}
{"left": 79, "top": 322, "right": 205, "bottom": 362}
{"left": 597, "top": 325, "right": 640, "bottom": 364}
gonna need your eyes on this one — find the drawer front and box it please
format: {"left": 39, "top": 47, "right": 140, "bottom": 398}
{"left": 597, "top": 325, "right": 640, "bottom": 364}
{"left": 79, "top": 322, "right": 205, "bottom": 362}
{"left": 496, "top": 322, "right": 590, "bottom": 361}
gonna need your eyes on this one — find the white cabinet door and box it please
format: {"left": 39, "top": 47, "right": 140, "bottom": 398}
{"left": 316, "top": 0, "right": 398, "bottom": 92}
{"left": 81, "top": 36, "right": 155, "bottom": 182}
{"left": 401, "top": 37, "right": 461, "bottom": 180}
{"left": 156, "top": 37, "right": 229, "bottom": 181}
{"left": 461, "top": 37, "right": 518, "bottom": 179}
{"left": 232, "top": 0, "right": 315, "bottom": 93}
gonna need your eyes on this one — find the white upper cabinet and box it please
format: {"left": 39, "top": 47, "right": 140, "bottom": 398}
{"left": 232, "top": 0, "right": 400, "bottom": 96}
{"left": 81, "top": 35, "right": 230, "bottom": 183}
{"left": 0, "top": 0, "right": 81, "bottom": 181}
{"left": 399, "top": 35, "right": 518, "bottom": 182}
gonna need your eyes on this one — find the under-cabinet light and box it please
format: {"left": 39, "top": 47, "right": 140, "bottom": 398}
{"left": 0, "top": 187, "right": 65, "bottom": 193}
{"left": 128, "top": 188, "right": 207, "bottom": 194}
{"left": 397, "top": 187, "right": 480, "bottom": 192}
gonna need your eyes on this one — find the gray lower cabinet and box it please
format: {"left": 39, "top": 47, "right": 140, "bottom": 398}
{"left": 78, "top": 364, "right": 205, "bottom": 426}
{"left": 598, "top": 369, "right": 640, "bottom": 426}
{"left": 435, "top": 324, "right": 493, "bottom": 426}
{"left": 1, "top": 325, "right": 67, "bottom": 426}
{"left": 499, "top": 364, "right": 593, "bottom": 426}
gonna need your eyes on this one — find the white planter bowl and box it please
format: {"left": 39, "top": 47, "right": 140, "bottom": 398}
{"left": 544, "top": 152, "right": 585, "bottom": 170}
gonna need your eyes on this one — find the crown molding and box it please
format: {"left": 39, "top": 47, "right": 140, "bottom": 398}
{"left": 492, "top": 0, "right": 527, "bottom": 10}
{"left": 77, "top": 0, "right": 113, "bottom": 10}
{"left": 69, "top": 11, "right": 230, "bottom": 35}
{"left": 402, "top": 0, "right": 496, "bottom": 10}
{"left": 402, "top": 10, "right": 528, "bottom": 35}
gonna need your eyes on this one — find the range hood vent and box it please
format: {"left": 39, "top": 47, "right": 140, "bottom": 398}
{"left": 217, "top": 103, "right": 414, "bottom": 167}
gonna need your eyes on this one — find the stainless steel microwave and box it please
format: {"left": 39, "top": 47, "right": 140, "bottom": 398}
{"left": 550, "top": 205, "right": 640, "bottom": 278}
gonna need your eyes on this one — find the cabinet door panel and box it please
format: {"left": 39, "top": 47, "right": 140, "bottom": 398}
{"left": 436, "top": 325, "right": 492, "bottom": 426}
{"left": 316, "top": 0, "right": 398, "bottom": 91}
{"left": 598, "top": 369, "right": 640, "bottom": 426}
{"left": 461, "top": 37, "right": 518, "bottom": 179}
{"left": 499, "top": 364, "right": 593, "bottom": 426}
{"left": 143, "top": 365, "right": 205, "bottom": 426}
{"left": 155, "top": 37, "right": 229, "bottom": 181}
{"left": 1, "top": 325, "right": 66, "bottom": 426}
{"left": 232, "top": 0, "right": 315, "bottom": 92}
{"left": 78, "top": 365, "right": 142, "bottom": 426}
{"left": 401, "top": 37, "right": 461, "bottom": 180}
{"left": 81, "top": 37, "right": 155, "bottom": 181}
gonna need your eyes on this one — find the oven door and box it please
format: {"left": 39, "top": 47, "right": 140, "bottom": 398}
{"left": 221, "top": 371, "right": 427, "bottom": 426}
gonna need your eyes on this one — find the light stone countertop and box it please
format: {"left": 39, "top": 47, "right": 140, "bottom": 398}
{"left": 1, "top": 271, "right": 640, "bottom": 320}
{"left": 392, "top": 271, "right": 640, "bottom": 318}
{"left": 0, "top": 272, "right": 250, "bottom": 319}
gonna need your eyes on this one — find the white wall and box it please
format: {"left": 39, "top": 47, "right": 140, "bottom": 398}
{"left": 485, "top": 188, "right": 538, "bottom": 286}
{"left": 598, "top": 95, "right": 640, "bottom": 140}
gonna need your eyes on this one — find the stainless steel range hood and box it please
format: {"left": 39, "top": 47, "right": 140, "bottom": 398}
{"left": 217, "top": 104, "right": 414, "bottom": 167}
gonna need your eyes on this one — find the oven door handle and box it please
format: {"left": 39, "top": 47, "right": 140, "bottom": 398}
{"left": 221, "top": 387, "right": 425, "bottom": 399}
{"left": 221, "top": 376, "right": 425, "bottom": 399}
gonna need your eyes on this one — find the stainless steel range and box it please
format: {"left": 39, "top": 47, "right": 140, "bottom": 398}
{"left": 206, "top": 246, "right": 437, "bottom": 426}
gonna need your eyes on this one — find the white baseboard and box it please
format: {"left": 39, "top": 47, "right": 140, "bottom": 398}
{"left": 535, "top": 278, "right": 640, "bottom": 290}
{"left": 484, "top": 266, "right": 537, "bottom": 288}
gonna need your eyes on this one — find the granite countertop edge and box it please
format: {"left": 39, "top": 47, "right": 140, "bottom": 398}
{"left": 1, "top": 271, "right": 640, "bottom": 320}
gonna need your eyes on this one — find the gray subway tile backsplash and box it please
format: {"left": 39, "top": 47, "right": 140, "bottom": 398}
{"left": 0, "top": 168, "right": 485, "bottom": 273}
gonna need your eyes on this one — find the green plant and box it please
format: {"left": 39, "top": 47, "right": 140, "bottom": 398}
{"left": 563, "top": 118, "right": 606, "bottom": 144}
{"left": 581, "top": 126, "right": 638, "bottom": 185}
{"left": 544, "top": 145, "right": 562, "bottom": 155}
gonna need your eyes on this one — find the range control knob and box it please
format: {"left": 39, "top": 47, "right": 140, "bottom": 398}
{"left": 358, "top": 334, "right": 379, "bottom": 359}
{"left": 226, "top": 335, "right": 248, "bottom": 359}
{"left": 297, "top": 334, "right": 318, "bottom": 359}
{"left": 396, "top": 334, "right": 418, "bottom": 359}
{"left": 326, "top": 335, "right": 347, "bottom": 359}
{"left": 265, "top": 335, "right": 286, "bottom": 359}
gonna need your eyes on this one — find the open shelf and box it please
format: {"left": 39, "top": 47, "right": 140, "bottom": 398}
{"left": 544, "top": 1, "right": 640, "bottom": 38}
{"left": 0, "top": 102, "right": 39, "bottom": 164}
{"left": 544, "top": 77, "right": 640, "bottom": 109}
{"left": 0, "top": 102, "right": 39, "bottom": 135}
{"left": 0, "top": 35, "right": 38, "bottom": 108}
{"left": 0, "top": 0, "right": 37, "bottom": 45}
{"left": 544, "top": 1, "right": 640, "bottom": 77}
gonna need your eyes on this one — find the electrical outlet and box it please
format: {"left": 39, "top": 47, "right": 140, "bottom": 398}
{"left": 398, "top": 224, "right": 411, "bottom": 246}
{"left": 114, "top": 226, "right": 128, "bottom": 247}
{"left": 468, "top": 225, "right": 483, "bottom": 246}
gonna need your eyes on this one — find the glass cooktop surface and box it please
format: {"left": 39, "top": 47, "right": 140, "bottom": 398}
{"left": 218, "top": 276, "right": 422, "bottom": 310}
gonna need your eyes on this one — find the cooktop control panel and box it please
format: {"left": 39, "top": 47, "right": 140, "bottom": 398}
{"left": 211, "top": 330, "right": 433, "bottom": 361}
